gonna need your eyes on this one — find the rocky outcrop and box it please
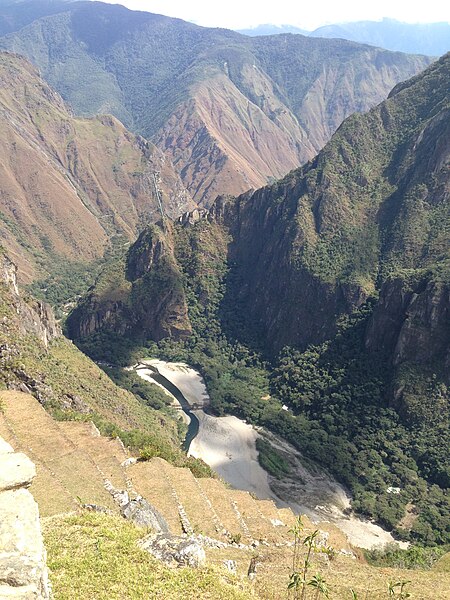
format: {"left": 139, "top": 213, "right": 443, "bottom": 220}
{"left": 0, "top": 252, "right": 60, "bottom": 347}
{"left": 67, "top": 224, "right": 192, "bottom": 343}
{"left": 365, "top": 276, "right": 450, "bottom": 374}
{"left": 139, "top": 534, "right": 206, "bottom": 569}
{"left": 0, "top": 437, "right": 50, "bottom": 599}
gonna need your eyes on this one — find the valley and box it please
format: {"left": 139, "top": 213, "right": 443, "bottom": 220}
{"left": 0, "top": 2, "right": 448, "bottom": 598}
{"left": 134, "top": 358, "right": 402, "bottom": 550}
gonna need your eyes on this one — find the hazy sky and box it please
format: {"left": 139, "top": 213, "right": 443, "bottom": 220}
{"left": 97, "top": 0, "right": 450, "bottom": 30}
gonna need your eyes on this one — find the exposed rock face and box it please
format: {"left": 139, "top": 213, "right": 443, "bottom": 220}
{"left": 365, "top": 277, "right": 450, "bottom": 374}
{"left": 121, "top": 497, "right": 170, "bottom": 533}
{"left": 0, "top": 437, "right": 50, "bottom": 599}
{"left": 0, "top": 252, "right": 60, "bottom": 347}
{"left": 66, "top": 224, "right": 192, "bottom": 342}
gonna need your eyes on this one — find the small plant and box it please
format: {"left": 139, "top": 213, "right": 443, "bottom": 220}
{"left": 307, "top": 573, "right": 329, "bottom": 598}
{"left": 388, "top": 580, "right": 411, "bottom": 599}
{"left": 229, "top": 532, "right": 242, "bottom": 545}
{"left": 288, "top": 517, "right": 330, "bottom": 600}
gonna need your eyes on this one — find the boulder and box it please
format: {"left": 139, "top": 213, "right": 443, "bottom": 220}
{"left": 0, "top": 488, "right": 50, "bottom": 598}
{"left": 139, "top": 534, "right": 206, "bottom": 568}
{"left": 0, "top": 452, "right": 36, "bottom": 492}
{"left": 121, "top": 497, "right": 169, "bottom": 533}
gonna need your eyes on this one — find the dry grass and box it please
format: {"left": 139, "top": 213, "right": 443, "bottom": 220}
{"left": 206, "top": 542, "right": 450, "bottom": 599}
{"left": 43, "top": 512, "right": 254, "bottom": 600}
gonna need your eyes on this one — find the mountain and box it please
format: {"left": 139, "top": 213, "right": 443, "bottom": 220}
{"left": 311, "top": 18, "right": 450, "bottom": 56}
{"left": 0, "top": 51, "right": 194, "bottom": 283}
{"left": 237, "top": 19, "right": 450, "bottom": 57}
{"left": 0, "top": 1, "right": 431, "bottom": 205}
{"left": 78, "top": 53, "right": 449, "bottom": 357}
{"left": 237, "top": 24, "right": 309, "bottom": 36}
{"left": 67, "top": 55, "right": 450, "bottom": 545}
{"left": 0, "top": 0, "right": 74, "bottom": 35}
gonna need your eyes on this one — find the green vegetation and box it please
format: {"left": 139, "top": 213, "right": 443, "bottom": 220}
{"left": 256, "top": 438, "right": 290, "bottom": 479}
{"left": 29, "top": 235, "right": 130, "bottom": 319}
{"left": 288, "top": 517, "right": 332, "bottom": 599}
{"left": 365, "top": 543, "right": 448, "bottom": 570}
{"left": 74, "top": 219, "right": 449, "bottom": 548}
{"left": 27, "top": 257, "right": 101, "bottom": 317}
{"left": 43, "top": 511, "right": 253, "bottom": 600}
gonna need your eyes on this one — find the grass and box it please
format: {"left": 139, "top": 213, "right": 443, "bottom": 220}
{"left": 433, "top": 552, "right": 450, "bottom": 573}
{"left": 255, "top": 438, "right": 290, "bottom": 479}
{"left": 43, "top": 512, "right": 254, "bottom": 600}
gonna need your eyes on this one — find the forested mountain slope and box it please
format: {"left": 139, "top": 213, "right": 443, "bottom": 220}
{"left": 68, "top": 55, "right": 450, "bottom": 545}
{"left": 0, "top": 1, "right": 431, "bottom": 204}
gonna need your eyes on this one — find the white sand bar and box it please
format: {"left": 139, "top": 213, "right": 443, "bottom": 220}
{"left": 141, "top": 359, "right": 209, "bottom": 407}
{"left": 189, "top": 411, "right": 280, "bottom": 501}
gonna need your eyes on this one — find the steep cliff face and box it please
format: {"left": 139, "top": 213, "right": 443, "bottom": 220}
{"left": 0, "top": 1, "right": 431, "bottom": 205}
{"left": 67, "top": 224, "right": 192, "bottom": 343}
{"left": 366, "top": 276, "right": 450, "bottom": 372}
{"left": 0, "top": 250, "right": 60, "bottom": 347}
{"left": 0, "top": 51, "right": 194, "bottom": 282}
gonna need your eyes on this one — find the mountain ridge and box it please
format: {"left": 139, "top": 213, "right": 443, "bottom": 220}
{"left": 0, "top": 1, "right": 432, "bottom": 204}
{"left": 0, "top": 50, "right": 194, "bottom": 282}
{"left": 238, "top": 18, "right": 450, "bottom": 57}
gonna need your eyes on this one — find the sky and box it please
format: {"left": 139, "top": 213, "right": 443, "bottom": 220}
{"left": 96, "top": 0, "right": 450, "bottom": 30}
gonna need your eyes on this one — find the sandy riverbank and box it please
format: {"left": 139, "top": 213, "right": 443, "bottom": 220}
{"left": 189, "top": 411, "right": 280, "bottom": 501}
{"left": 135, "top": 365, "right": 191, "bottom": 425}
{"left": 141, "top": 359, "right": 209, "bottom": 408}
{"left": 133, "top": 359, "right": 404, "bottom": 549}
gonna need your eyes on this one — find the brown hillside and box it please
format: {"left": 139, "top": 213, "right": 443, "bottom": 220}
{"left": 0, "top": 52, "right": 194, "bottom": 281}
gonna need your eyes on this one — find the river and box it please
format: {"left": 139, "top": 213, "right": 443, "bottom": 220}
{"left": 134, "top": 358, "right": 403, "bottom": 549}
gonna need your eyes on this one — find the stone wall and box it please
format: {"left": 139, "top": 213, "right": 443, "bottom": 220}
{"left": 0, "top": 436, "right": 50, "bottom": 599}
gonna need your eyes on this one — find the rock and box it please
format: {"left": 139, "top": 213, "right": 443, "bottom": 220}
{"left": 0, "top": 439, "right": 13, "bottom": 454}
{"left": 61, "top": 394, "right": 91, "bottom": 414}
{"left": 223, "top": 559, "right": 237, "bottom": 574}
{"left": 121, "top": 457, "right": 138, "bottom": 467}
{"left": 175, "top": 538, "right": 206, "bottom": 568}
{"left": 81, "top": 504, "right": 114, "bottom": 514}
{"left": 121, "top": 497, "right": 169, "bottom": 533}
{"left": 0, "top": 452, "right": 36, "bottom": 491}
{"left": 139, "top": 534, "right": 206, "bottom": 568}
{"left": 0, "top": 488, "right": 50, "bottom": 598}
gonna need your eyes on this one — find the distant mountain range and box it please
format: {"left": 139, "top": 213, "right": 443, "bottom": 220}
{"left": 238, "top": 18, "right": 450, "bottom": 56}
{"left": 0, "top": 1, "right": 431, "bottom": 206}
